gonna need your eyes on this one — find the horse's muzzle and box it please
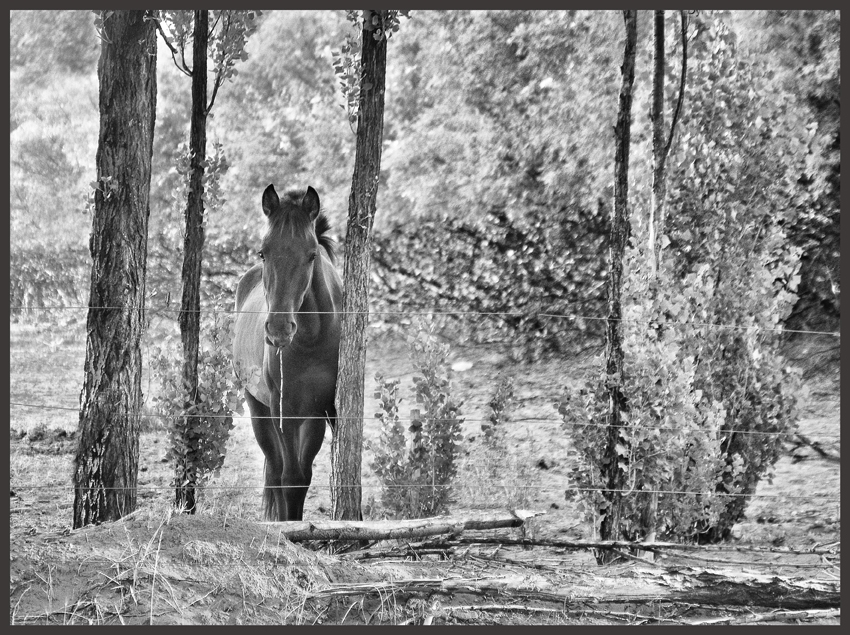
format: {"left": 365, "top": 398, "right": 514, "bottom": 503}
{"left": 265, "top": 324, "right": 295, "bottom": 349}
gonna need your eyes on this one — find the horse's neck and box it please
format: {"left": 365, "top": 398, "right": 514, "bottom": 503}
{"left": 295, "top": 255, "right": 339, "bottom": 343}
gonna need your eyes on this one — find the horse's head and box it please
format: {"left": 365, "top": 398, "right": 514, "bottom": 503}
{"left": 259, "top": 184, "right": 322, "bottom": 350}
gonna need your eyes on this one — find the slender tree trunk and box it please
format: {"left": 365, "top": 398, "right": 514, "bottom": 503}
{"left": 648, "top": 10, "right": 666, "bottom": 277}
{"left": 643, "top": 8, "right": 667, "bottom": 551}
{"left": 332, "top": 12, "right": 389, "bottom": 521}
{"left": 176, "top": 9, "right": 209, "bottom": 513}
{"left": 73, "top": 10, "right": 157, "bottom": 528}
{"left": 597, "top": 9, "right": 637, "bottom": 564}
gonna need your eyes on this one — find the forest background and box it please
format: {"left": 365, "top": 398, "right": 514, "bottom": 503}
{"left": 9, "top": 9, "right": 839, "bottom": 352}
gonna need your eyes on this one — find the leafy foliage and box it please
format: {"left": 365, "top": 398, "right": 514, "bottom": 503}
{"left": 482, "top": 375, "right": 515, "bottom": 443}
{"left": 9, "top": 245, "right": 89, "bottom": 324}
{"left": 150, "top": 304, "right": 248, "bottom": 497}
{"left": 332, "top": 10, "right": 411, "bottom": 132}
{"left": 370, "top": 318, "right": 464, "bottom": 518}
{"left": 9, "top": 10, "right": 838, "bottom": 348}
{"left": 371, "top": 205, "right": 608, "bottom": 357}
{"left": 10, "top": 10, "right": 99, "bottom": 76}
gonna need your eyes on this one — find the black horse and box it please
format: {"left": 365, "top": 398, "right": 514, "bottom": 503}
{"left": 233, "top": 185, "right": 342, "bottom": 520}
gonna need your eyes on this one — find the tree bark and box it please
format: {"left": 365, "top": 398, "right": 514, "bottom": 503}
{"left": 73, "top": 10, "right": 157, "bottom": 528}
{"left": 597, "top": 10, "right": 637, "bottom": 562}
{"left": 331, "top": 13, "right": 389, "bottom": 521}
{"left": 648, "top": 10, "right": 666, "bottom": 277}
{"left": 642, "top": 9, "right": 667, "bottom": 551}
{"left": 176, "top": 9, "right": 209, "bottom": 513}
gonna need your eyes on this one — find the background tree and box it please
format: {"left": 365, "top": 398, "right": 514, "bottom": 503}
{"left": 731, "top": 10, "right": 840, "bottom": 334}
{"left": 154, "top": 9, "right": 259, "bottom": 512}
{"left": 72, "top": 10, "right": 157, "bottom": 528}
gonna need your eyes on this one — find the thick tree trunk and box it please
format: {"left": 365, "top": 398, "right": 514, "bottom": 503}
{"left": 332, "top": 12, "right": 388, "bottom": 521}
{"left": 597, "top": 10, "right": 637, "bottom": 563}
{"left": 176, "top": 10, "right": 209, "bottom": 514}
{"left": 73, "top": 10, "right": 157, "bottom": 529}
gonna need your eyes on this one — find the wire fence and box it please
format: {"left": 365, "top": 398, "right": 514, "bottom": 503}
{"left": 8, "top": 401, "right": 843, "bottom": 440}
{"left": 7, "top": 483, "right": 843, "bottom": 499}
{"left": 10, "top": 302, "right": 841, "bottom": 527}
{"left": 8, "top": 303, "right": 841, "bottom": 338}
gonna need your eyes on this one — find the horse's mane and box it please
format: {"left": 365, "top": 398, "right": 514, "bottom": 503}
{"left": 267, "top": 189, "right": 336, "bottom": 263}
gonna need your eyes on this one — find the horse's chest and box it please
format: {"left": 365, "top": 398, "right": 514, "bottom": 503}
{"left": 276, "top": 355, "right": 337, "bottom": 413}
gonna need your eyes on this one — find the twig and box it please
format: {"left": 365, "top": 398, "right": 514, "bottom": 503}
{"left": 792, "top": 432, "right": 841, "bottom": 462}
{"left": 653, "top": 548, "right": 838, "bottom": 569}
{"left": 149, "top": 522, "right": 165, "bottom": 625}
{"left": 445, "top": 604, "right": 563, "bottom": 615}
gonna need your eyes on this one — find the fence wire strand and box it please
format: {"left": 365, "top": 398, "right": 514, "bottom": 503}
{"left": 8, "top": 303, "right": 840, "bottom": 337}
{"left": 7, "top": 482, "right": 842, "bottom": 499}
{"left": 8, "top": 401, "right": 842, "bottom": 439}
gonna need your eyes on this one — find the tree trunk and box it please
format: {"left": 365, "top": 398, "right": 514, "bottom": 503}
{"left": 648, "top": 10, "right": 666, "bottom": 277}
{"left": 332, "top": 12, "right": 389, "bottom": 521}
{"left": 73, "top": 10, "right": 157, "bottom": 529}
{"left": 597, "top": 10, "right": 637, "bottom": 563}
{"left": 643, "top": 9, "right": 666, "bottom": 551}
{"left": 176, "top": 9, "right": 209, "bottom": 514}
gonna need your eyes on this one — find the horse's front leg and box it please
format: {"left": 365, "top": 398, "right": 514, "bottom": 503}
{"left": 292, "top": 412, "right": 329, "bottom": 519}
{"left": 245, "top": 391, "right": 286, "bottom": 521}
{"left": 272, "top": 397, "right": 308, "bottom": 521}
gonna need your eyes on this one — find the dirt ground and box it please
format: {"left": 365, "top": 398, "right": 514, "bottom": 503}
{"left": 8, "top": 320, "right": 841, "bottom": 624}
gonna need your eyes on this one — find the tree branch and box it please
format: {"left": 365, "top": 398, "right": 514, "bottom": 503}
{"left": 153, "top": 17, "right": 192, "bottom": 77}
{"left": 663, "top": 10, "right": 689, "bottom": 162}
{"left": 206, "top": 11, "right": 232, "bottom": 114}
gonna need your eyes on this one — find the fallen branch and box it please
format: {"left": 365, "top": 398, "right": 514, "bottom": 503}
{"left": 311, "top": 568, "right": 840, "bottom": 610}
{"left": 414, "top": 536, "right": 840, "bottom": 556}
{"left": 652, "top": 548, "right": 839, "bottom": 569}
{"left": 260, "top": 510, "right": 544, "bottom": 542}
{"left": 792, "top": 432, "right": 841, "bottom": 463}
{"left": 687, "top": 607, "right": 840, "bottom": 625}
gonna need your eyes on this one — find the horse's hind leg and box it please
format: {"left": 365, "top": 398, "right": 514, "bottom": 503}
{"left": 245, "top": 391, "right": 285, "bottom": 520}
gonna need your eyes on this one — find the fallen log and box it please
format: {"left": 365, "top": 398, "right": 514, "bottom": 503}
{"left": 415, "top": 536, "right": 841, "bottom": 556}
{"left": 311, "top": 568, "right": 840, "bottom": 610}
{"left": 259, "top": 510, "right": 544, "bottom": 542}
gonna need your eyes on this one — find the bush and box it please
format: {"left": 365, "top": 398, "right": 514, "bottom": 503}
{"left": 370, "top": 204, "right": 609, "bottom": 358}
{"left": 150, "top": 302, "right": 247, "bottom": 504}
{"left": 370, "top": 318, "right": 464, "bottom": 518}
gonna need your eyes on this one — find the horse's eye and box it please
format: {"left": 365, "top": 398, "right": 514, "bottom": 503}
{"left": 308, "top": 252, "right": 317, "bottom": 263}
{"left": 257, "top": 250, "right": 265, "bottom": 262}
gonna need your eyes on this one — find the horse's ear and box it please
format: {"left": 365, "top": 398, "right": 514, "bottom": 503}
{"left": 262, "top": 184, "right": 279, "bottom": 217}
{"left": 302, "top": 186, "right": 320, "bottom": 221}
